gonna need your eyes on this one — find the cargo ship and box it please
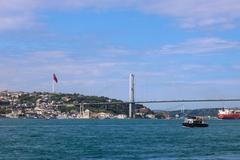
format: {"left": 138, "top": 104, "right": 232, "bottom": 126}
{"left": 217, "top": 108, "right": 240, "bottom": 119}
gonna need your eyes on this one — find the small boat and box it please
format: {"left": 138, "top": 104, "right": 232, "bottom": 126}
{"left": 182, "top": 116, "right": 208, "bottom": 128}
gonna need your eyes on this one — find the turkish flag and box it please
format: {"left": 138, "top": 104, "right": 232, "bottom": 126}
{"left": 53, "top": 73, "right": 58, "bottom": 83}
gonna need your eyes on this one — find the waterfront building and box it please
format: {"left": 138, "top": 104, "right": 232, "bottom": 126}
{"left": 97, "top": 112, "right": 112, "bottom": 119}
{"left": 82, "top": 109, "right": 90, "bottom": 119}
{"left": 114, "top": 114, "right": 127, "bottom": 119}
{"left": 146, "top": 114, "right": 156, "bottom": 119}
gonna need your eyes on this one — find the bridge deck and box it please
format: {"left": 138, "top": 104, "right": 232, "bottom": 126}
{"left": 82, "top": 98, "right": 240, "bottom": 105}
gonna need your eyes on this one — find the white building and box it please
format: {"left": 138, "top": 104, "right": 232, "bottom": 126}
{"left": 115, "top": 114, "right": 127, "bottom": 119}
{"left": 146, "top": 114, "right": 156, "bottom": 119}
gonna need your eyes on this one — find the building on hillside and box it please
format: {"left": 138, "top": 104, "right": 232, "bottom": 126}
{"left": 97, "top": 112, "right": 112, "bottom": 119}
{"left": 83, "top": 109, "right": 90, "bottom": 119}
{"left": 34, "top": 107, "right": 43, "bottom": 115}
{"left": 114, "top": 114, "right": 127, "bottom": 119}
{"left": 145, "top": 114, "right": 156, "bottom": 119}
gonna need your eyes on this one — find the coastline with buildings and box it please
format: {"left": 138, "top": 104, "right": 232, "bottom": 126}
{"left": 0, "top": 90, "right": 155, "bottom": 120}
{"left": 0, "top": 90, "right": 224, "bottom": 120}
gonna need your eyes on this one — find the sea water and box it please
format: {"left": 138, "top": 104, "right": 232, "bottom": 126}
{"left": 0, "top": 119, "right": 239, "bottom": 160}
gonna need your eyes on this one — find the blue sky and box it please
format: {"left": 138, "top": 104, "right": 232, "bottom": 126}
{"left": 1, "top": 0, "right": 240, "bottom": 109}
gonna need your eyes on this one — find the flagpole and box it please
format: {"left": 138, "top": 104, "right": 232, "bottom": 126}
{"left": 52, "top": 79, "right": 55, "bottom": 93}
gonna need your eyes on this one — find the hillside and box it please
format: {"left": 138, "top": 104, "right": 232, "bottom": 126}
{"left": 0, "top": 91, "right": 153, "bottom": 119}
{"left": 154, "top": 108, "right": 221, "bottom": 118}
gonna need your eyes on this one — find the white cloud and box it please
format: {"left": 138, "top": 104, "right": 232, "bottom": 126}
{"left": 45, "top": 0, "right": 240, "bottom": 29}
{"left": 0, "top": 0, "right": 41, "bottom": 32}
{"left": 167, "top": 79, "right": 240, "bottom": 85}
{"left": 0, "top": 51, "right": 129, "bottom": 93}
{"left": 140, "top": 0, "right": 240, "bottom": 29}
{"left": 1, "top": 0, "right": 240, "bottom": 32}
{"left": 104, "top": 38, "right": 240, "bottom": 56}
{"left": 0, "top": 15, "right": 35, "bottom": 31}
{"left": 102, "top": 46, "right": 136, "bottom": 56}
{"left": 233, "top": 65, "right": 240, "bottom": 69}
{"left": 0, "top": 0, "right": 138, "bottom": 32}
{"left": 50, "top": 0, "right": 138, "bottom": 9}
{"left": 182, "top": 64, "right": 225, "bottom": 72}
{"left": 146, "top": 38, "right": 240, "bottom": 55}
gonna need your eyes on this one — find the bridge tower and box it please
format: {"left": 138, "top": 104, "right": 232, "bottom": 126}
{"left": 129, "top": 73, "right": 135, "bottom": 118}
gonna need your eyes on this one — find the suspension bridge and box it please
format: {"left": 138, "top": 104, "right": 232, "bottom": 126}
{"left": 80, "top": 73, "right": 240, "bottom": 118}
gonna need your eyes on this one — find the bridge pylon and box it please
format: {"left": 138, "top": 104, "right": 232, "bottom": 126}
{"left": 129, "top": 73, "right": 135, "bottom": 118}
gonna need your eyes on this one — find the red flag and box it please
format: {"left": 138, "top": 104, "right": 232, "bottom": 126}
{"left": 53, "top": 73, "right": 58, "bottom": 83}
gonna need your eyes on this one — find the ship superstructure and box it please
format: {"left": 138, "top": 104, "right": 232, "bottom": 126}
{"left": 217, "top": 108, "right": 240, "bottom": 119}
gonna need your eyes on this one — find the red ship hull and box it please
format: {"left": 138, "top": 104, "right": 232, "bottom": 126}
{"left": 217, "top": 114, "right": 240, "bottom": 119}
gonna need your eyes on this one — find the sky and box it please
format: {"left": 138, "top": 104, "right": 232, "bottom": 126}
{"left": 1, "top": 0, "right": 240, "bottom": 109}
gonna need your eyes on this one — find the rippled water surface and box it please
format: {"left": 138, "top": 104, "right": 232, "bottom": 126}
{"left": 0, "top": 119, "right": 239, "bottom": 160}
